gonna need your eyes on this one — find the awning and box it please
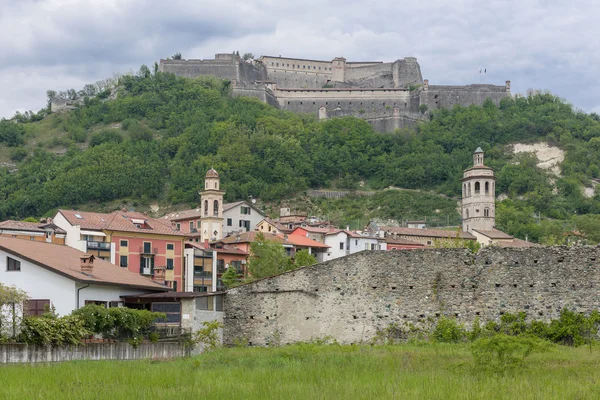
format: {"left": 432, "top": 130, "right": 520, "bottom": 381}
{"left": 80, "top": 230, "right": 106, "bottom": 237}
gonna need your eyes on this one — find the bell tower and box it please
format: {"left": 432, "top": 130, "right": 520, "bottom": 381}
{"left": 461, "top": 147, "right": 495, "bottom": 232}
{"left": 199, "top": 168, "right": 224, "bottom": 241}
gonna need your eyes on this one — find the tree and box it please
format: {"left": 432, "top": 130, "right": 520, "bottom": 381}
{"left": 242, "top": 53, "right": 254, "bottom": 61}
{"left": 221, "top": 266, "right": 242, "bottom": 288}
{"left": 294, "top": 249, "right": 317, "bottom": 267}
{"left": 0, "top": 283, "right": 29, "bottom": 339}
{"left": 247, "top": 233, "right": 293, "bottom": 280}
{"left": 172, "top": 53, "right": 182, "bottom": 60}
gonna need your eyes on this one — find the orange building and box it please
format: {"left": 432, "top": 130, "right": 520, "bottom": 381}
{"left": 0, "top": 220, "right": 66, "bottom": 245}
{"left": 54, "top": 210, "right": 187, "bottom": 291}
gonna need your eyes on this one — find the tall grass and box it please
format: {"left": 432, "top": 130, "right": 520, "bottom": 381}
{"left": 1, "top": 343, "right": 599, "bottom": 399}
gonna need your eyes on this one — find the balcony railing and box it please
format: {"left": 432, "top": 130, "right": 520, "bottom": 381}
{"left": 194, "top": 271, "right": 213, "bottom": 278}
{"left": 140, "top": 246, "right": 158, "bottom": 255}
{"left": 86, "top": 241, "right": 111, "bottom": 250}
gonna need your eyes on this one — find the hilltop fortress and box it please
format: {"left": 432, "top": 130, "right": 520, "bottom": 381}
{"left": 159, "top": 53, "right": 511, "bottom": 132}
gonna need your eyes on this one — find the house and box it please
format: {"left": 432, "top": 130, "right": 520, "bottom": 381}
{"left": 256, "top": 218, "right": 288, "bottom": 235}
{"left": 53, "top": 209, "right": 187, "bottom": 291}
{"left": 319, "top": 230, "right": 387, "bottom": 261}
{"left": 183, "top": 240, "right": 249, "bottom": 293}
{"left": 0, "top": 237, "right": 168, "bottom": 316}
{"left": 379, "top": 226, "right": 476, "bottom": 246}
{"left": 220, "top": 231, "right": 330, "bottom": 262}
{"left": 222, "top": 201, "right": 265, "bottom": 237}
{"left": 0, "top": 220, "right": 66, "bottom": 245}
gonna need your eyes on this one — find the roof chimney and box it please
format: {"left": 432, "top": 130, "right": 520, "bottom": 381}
{"left": 80, "top": 254, "right": 95, "bottom": 275}
{"left": 204, "top": 239, "right": 209, "bottom": 248}
{"left": 153, "top": 266, "right": 165, "bottom": 284}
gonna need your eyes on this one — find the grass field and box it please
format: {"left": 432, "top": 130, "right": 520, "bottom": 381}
{"left": 1, "top": 343, "right": 599, "bottom": 399}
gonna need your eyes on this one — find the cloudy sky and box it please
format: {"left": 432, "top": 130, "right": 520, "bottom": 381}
{"left": 1, "top": 0, "right": 599, "bottom": 118}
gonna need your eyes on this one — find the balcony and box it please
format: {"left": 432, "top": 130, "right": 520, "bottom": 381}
{"left": 140, "top": 246, "right": 158, "bottom": 255}
{"left": 194, "top": 271, "right": 213, "bottom": 278}
{"left": 86, "top": 241, "right": 111, "bottom": 250}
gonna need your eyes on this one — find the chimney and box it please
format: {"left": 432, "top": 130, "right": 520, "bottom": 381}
{"left": 80, "top": 254, "right": 95, "bottom": 275}
{"left": 153, "top": 266, "right": 166, "bottom": 284}
{"left": 204, "top": 239, "right": 209, "bottom": 248}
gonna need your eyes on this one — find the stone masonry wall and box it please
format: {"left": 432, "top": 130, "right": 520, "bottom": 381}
{"left": 224, "top": 247, "right": 600, "bottom": 346}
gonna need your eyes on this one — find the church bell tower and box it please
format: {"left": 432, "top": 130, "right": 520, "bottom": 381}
{"left": 461, "top": 148, "right": 495, "bottom": 232}
{"left": 199, "top": 169, "right": 224, "bottom": 241}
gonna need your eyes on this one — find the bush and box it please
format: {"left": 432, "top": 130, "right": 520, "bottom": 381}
{"left": 193, "top": 320, "right": 223, "bottom": 351}
{"left": 72, "top": 305, "right": 165, "bottom": 340}
{"left": 89, "top": 129, "right": 123, "bottom": 147}
{"left": 433, "top": 317, "right": 466, "bottom": 343}
{"left": 471, "top": 335, "right": 549, "bottom": 374}
{"left": 18, "top": 315, "right": 90, "bottom": 346}
{"left": 10, "top": 147, "right": 28, "bottom": 161}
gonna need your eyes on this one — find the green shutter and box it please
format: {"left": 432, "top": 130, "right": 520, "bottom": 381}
{"left": 140, "top": 257, "right": 144, "bottom": 273}
{"left": 150, "top": 257, "right": 155, "bottom": 275}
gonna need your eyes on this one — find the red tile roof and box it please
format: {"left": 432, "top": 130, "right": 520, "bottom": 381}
{"left": 164, "top": 208, "right": 202, "bottom": 222}
{"left": 0, "top": 237, "right": 168, "bottom": 290}
{"left": 292, "top": 226, "right": 340, "bottom": 235}
{"left": 59, "top": 210, "right": 186, "bottom": 237}
{"left": 492, "top": 238, "right": 541, "bottom": 248}
{"left": 0, "top": 220, "right": 66, "bottom": 234}
{"left": 381, "top": 226, "right": 476, "bottom": 240}
{"left": 473, "top": 229, "right": 514, "bottom": 240}
{"left": 221, "top": 231, "right": 329, "bottom": 248}
{"left": 385, "top": 237, "right": 425, "bottom": 246}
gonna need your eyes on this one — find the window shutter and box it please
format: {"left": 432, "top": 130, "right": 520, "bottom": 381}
{"left": 150, "top": 257, "right": 155, "bottom": 275}
{"left": 140, "top": 257, "right": 144, "bottom": 273}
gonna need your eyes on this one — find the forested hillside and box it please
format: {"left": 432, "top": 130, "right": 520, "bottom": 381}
{"left": 2, "top": 66, "right": 600, "bottom": 244}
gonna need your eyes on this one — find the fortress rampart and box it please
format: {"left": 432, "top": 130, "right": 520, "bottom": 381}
{"left": 158, "top": 53, "right": 511, "bottom": 132}
{"left": 224, "top": 247, "right": 600, "bottom": 346}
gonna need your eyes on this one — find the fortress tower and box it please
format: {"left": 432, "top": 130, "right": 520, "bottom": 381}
{"left": 461, "top": 148, "right": 495, "bottom": 232}
{"left": 199, "top": 169, "right": 224, "bottom": 241}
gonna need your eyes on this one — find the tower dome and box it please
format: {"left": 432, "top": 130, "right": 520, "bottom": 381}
{"left": 206, "top": 168, "right": 219, "bottom": 178}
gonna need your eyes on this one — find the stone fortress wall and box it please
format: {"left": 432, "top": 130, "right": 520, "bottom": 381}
{"left": 158, "top": 53, "right": 510, "bottom": 132}
{"left": 224, "top": 247, "right": 600, "bottom": 346}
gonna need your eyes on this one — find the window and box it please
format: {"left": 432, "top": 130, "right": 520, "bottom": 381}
{"left": 197, "top": 220, "right": 201, "bottom": 229}
{"left": 365, "top": 243, "right": 369, "bottom": 250}
{"left": 189, "top": 221, "right": 194, "bottom": 231}
{"left": 167, "top": 243, "right": 174, "bottom": 251}
{"left": 109, "top": 301, "right": 122, "bottom": 308}
{"left": 143, "top": 242, "right": 152, "bottom": 254}
{"left": 194, "top": 286, "right": 208, "bottom": 293}
{"left": 213, "top": 200, "right": 219, "bottom": 217}
{"left": 231, "top": 260, "right": 243, "bottom": 274}
{"left": 85, "top": 300, "right": 107, "bottom": 307}
{"left": 474, "top": 182, "right": 480, "bottom": 194}
{"left": 167, "top": 258, "right": 174, "bottom": 270}
{"left": 204, "top": 200, "right": 209, "bottom": 216}
{"left": 151, "top": 302, "right": 181, "bottom": 323}
{"left": 119, "top": 255, "right": 128, "bottom": 268}
{"left": 466, "top": 209, "right": 470, "bottom": 218}
{"left": 175, "top": 223, "right": 180, "bottom": 231}
{"left": 355, "top": 240, "right": 358, "bottom": 246}
{"left": 217, "top": 259, "right": 225, "bottom": 273}
{"left": 227, "top": 218, "right": 232, "bottom": 226}
{"left": 140, "top": 256, "right": 154, "bottom": 275}
{"left": 427, "top": 240, "right": 432, "bottom": 245}
{"left": 339, "top": 242, "right": 344, "bottom": 250}
{"left": 268, "top": 225, "right": 272, "bottom": 232}
{"left": 24, "top": 299, "right": 50, "bottom": 316}
{"left": 240, "top": 206, "right": 251, "bottom": 215}
{"left": 7, "top": 257, "right": 20, "bottom": 271}
{"left": 484, "top": 208, "right": 490, "bottom": 217}
{"left": 30, "top": 236, "right": 35, "bottom": 241}
{"left": 120, "top": 240, "right": 128, "bottom": 247}
{"left": 485, "top": 181, "right": 489, "bottom": 194}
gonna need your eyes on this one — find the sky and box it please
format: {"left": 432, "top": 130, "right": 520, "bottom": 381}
{"left": 1, "top": 0, "right": 599, "bottom": 118}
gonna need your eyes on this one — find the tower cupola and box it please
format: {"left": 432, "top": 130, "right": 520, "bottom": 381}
{"left": 461, "top": 148, "right": 495, "bottom": 233}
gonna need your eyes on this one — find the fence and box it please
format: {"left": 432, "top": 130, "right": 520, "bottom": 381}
{"left": 0, "top": 342, "right": 191, "bottom": 364}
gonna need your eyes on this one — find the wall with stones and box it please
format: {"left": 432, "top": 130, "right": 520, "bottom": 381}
{"left": 232, "top": 85, "right": 279, "bottom": 108}
{"left": 224, "top": 247, "right": 600, "bottom": 346}
{"left": 421, "top": 84, "right": 510, "bottom": 110}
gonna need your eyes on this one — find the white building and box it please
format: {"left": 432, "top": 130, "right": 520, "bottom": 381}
{"left": 0, "top": 237, "right": 168, "bottom": 316}
{"left": 222, "top": 201, "right": 265, "bottom": 237}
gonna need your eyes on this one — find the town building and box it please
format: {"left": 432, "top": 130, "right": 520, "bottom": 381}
{"left": 0, "top": 237, "right": 168, "bottom": 316}
{"left": 53, "top": 209, "right": 187, "bottom": 291}
{"left": 0, "top": 220, "right": 66, "bottom": 245}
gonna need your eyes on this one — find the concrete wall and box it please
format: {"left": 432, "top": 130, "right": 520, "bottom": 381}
{"left": 224, "top": 247, "right": 600, "bottom": 346}
{"left": 0, "top": 342, "right": 189, "bottom": 364}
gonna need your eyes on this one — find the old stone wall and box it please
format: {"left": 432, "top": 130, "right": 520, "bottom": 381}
{"left": 421, "top": 84, "right": 509, "bottom": 110}
{"left": 224, "top": 247, "right": 600, "bottom": 346}
{"left": 158, "top": 56, "right": 266, "bottom": 84}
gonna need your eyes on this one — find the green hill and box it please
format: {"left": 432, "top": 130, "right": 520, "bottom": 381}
{"left": 2, "top": 66, "right": 600, "bottom": 244}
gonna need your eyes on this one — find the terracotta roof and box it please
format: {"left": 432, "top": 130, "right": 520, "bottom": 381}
{"left": 292, "top": 226, "right": 339, "bottom": 234}
{"left": 473, "top": 229, "right": 514, "bottom": 240}
{"left": 221, "top": 231, "right": 330, "bottom": 249}
{"left": 165, "top": 208, "right": 202, "bottom": 222}
{"left": 382, "top": 226, "right": 476, "bottom": 240}
{"left": 0, "top": 220, "right": 66, "bottom": 234}
{"left": 385, "top": 237, "right": 425, "bottom": 246}
{"left": 187, "top": 240, "right": 249, "bottom": 255}
{"left": 122, "top": 291, "right": 225, "bottom": 299}
{"left": 0, "top": 237, "right": 168, "bottom": 291}
{"left": 260, "top": 218, "right": 289, "bottom": 232}
{"left": 59, "top": 210, "right": 186, "bottom": 237}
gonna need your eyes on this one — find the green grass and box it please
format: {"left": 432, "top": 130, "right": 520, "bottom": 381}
{"left": 1, "top": 343, "right": 600, "bottom": 399}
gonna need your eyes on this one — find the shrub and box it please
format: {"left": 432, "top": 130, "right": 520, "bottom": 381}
{"left": 10, "top": 147, "right": 28, "bottom": 161}
{"left": 471, "top": 335, "right": 549, "bottom": 374}
{"left": 193, "top": 320, "right": 223, "bottom": 351}
{"left": 433, "top": 317, "right": 466, "bottom": 343}
{"left": 89, "top": 129, "right": 123, "bottom": 147}
{"left": 18, "top": 315, "right": 90, "bottom": 346}
{"left": 72, "top": 305, "right": 165, "bottom": 340}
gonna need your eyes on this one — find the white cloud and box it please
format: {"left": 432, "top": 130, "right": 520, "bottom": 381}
{"left": 1, "top": 0, "right": 600, "bottom": 117}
